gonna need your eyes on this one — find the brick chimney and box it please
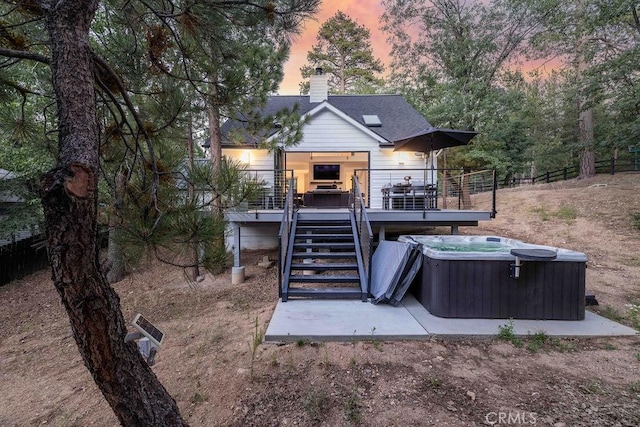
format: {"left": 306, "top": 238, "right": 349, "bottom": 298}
{"left": 309, "top": 67, "right": 328, "bottom": 103}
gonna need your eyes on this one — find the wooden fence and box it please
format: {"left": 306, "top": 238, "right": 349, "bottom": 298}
{"left": 509, "top": 156, "right": 638, "bottom": 187}
{"left": 0, "top": 234, "right": 49, "bottom": 286}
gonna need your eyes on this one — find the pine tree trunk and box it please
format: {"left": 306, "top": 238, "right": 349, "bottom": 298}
{"left": 208, "top": 102, "right": 223, "bottom": 215}
{"left": 40, "top": 1, "right": 187, "bottom": 425}
{"left": 576, "top": 0, "right": 596, "bottom": 179}
{"left": 187, "top": 120, "right": 200, "bottom": 280}
{"left": 578, "top": 108, "right": 596, "bottom": 178}
{"left": 107, "top": 170, "right": 127, "bottom": 284}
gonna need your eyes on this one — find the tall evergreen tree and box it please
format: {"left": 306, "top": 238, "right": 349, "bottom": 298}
{"left": 300, "top": 10, "right": 384, "bottom": 94}
{"left": 381, "top": 0, "right": 544, "bottom": 180}
{"left": 0, "top": 0, "right": 318, "bottom": 424}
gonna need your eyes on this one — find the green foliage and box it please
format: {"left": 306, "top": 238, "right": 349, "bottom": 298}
{"left": 550, "top": 338, "right": 578, "bottom": 353}
{"left": 632, "top": 212, "right": 640, "bottom": 230}
{"left": 343, "top": 391, "right": 362, "bottom": 424}
{"left": 496, "top": 320, "right": 523, "bottom": 347}
{"left": 300, "top": 11, "right": 385, "bottom": 94}
{"left": 531, "top": 206, "right": 551, "bottom": 221}
{"left": 381, "top": 0, "right": 640, "bottom": 181}
{"left": 1, "top": 0, "right": 320, "bottom": 274}
{"left": 556, "top": 205, "right": 578, "bottom": 223}
{"left": 368, "top": 327, "right": 383, "bottom": 352}
{"left": 582, "top": 380, "right": 604, "bottom": 395}
{"left": 627, "top": 304, "right": 640, "bottom": 331}
{"left": 531, "top": 205, "right": 577, "bottom": 223}
{"left": 303, "top": 388, "right": 329, "bottom": 422}
{"left": 249, "top": 316, "right": 264, "bottom": 381}
{"left": 594, "top": 303, "right": 640, "bottom": 330}
{"left": 190, "top": 392, "right": 207, "bottom": 405}
{"left": 629, "top": 381, "right": 640, "bottom": 393}
{"left": 429, "top": 377, "right": 441, "bottom": 389}
{"left": 597, "top": 305, "right": 625, "bottom": 323}
{"left": 526, "top": 331, "right": 549, "bottom": 353}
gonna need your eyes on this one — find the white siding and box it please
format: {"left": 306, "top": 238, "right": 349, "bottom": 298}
{"left": 285, "top": 108, "right": 432, "bottom": 208}
{"left": 290, "top": 109, "right": 380, "bottom": 151}
{"left": 223, "top": 148, "right": 275, "bottom": 186}
{"left": 224, "top": 108, "right": 438, "bottom": 211}
{"left": 225, "top": 224, "right": 279, "bottom": 251}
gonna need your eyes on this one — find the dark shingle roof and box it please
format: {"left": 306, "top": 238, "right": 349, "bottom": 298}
{"left": 219, "top": 94, "right": 432, "bottom": 145}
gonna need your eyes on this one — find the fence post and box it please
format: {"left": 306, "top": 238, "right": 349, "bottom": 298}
{"left": 610, "top": 157, "right": 615, "bottom": 175}
{"left": 546, "top": 171, "right": 550, "bottom": 183}
{"left": 492, "top": 169, "right": 497, "bottom": 218}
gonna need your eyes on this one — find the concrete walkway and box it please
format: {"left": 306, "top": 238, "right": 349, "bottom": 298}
{"left": 264, "top": 294, "right": 638, "bottom": 342}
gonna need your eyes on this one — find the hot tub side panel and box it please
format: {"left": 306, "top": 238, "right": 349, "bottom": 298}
{"left": 414, "top": 256, "right": 585, "bottom": 320}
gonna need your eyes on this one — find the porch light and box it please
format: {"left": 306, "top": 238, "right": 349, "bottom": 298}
{"left": 240, "top": 150, "right": 251, "bottom": 165}
{"left": 397, "top": 152, "right": 407, "bottom": 165}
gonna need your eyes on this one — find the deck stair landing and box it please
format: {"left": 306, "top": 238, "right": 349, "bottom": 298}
{"left": 282, "top": 212, "right": 367, "bottom": 301}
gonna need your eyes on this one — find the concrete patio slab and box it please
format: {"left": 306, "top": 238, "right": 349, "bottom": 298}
{"left": 264, "top": 294, "right": 638, "bottom": 342}
{"left": 402, "top": 295, "right": 639, "bottom": 338}
{"left": 265, "top": 298, "right": 429, "bottom": 342}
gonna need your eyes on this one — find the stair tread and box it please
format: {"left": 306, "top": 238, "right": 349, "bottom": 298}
{"left": 290, "top": 263, "right": 358, "bottom": 270}
{"left": 291, "top": 252, "right": 357, "bottom": 259}
{"left": 289, "top": 275, "right": 360, "bottom": 283}
{"left": 296, "top": 225, "right": 351, "bottom": 229}
{"left": 287, "top": 288, "right": 363, "bottom": 297}
{"left": 294, "top": 234, "right": 354, "bottom": 239}
{"left": 294, "top": 242, "right": 354, "bottom": 247}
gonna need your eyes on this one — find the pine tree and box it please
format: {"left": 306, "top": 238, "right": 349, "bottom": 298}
{"left": 0, "top": 0, "right": 319, "bottom": 424}
{"left": 300, "top": 10, "right": 384, "bottom": 94}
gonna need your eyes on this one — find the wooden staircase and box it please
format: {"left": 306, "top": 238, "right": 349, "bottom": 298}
{"left": 281, "top": 211, "right": 368, "bottom": 302}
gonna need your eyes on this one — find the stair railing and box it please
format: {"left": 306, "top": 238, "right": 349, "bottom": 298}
{"left": 351, "top": 174, "right": 373, "bottom": 294}
{"left": 277, "top": 174, "right": 297, "bottom": 297}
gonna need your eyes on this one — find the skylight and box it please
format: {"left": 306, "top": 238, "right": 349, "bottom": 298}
{"left": 362, "top": 115, "right": 382, "bottom": 127}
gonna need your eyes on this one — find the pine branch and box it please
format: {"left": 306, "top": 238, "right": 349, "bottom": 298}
{"left": 0, "top": 47, "right": 49, "bottom": 64}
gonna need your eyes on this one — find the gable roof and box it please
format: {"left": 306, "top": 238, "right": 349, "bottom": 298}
{"left": 219, "top": 94, "right": 433, "bottom": 146}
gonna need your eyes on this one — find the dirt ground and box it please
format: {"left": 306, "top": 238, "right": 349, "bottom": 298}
{"left": 1, "top": 173, "right": 640, "bottom": 426}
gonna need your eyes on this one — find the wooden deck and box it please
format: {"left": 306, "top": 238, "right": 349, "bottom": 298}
{"left": 226, "top": 207, "right": 492, "bottom": 228}
{"left": 226, "top": 208, "right": 493, "bottom": 268}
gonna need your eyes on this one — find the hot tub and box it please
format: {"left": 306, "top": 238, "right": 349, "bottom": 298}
{"left": 398, "top": 235, "right": 587, "bottom": 320}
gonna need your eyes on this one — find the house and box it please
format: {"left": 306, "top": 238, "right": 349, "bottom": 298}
{"left": 217, "top": 72, "right": 496, "bottom": 280}
{"left": 219, "top": 72, "right": 437, "bottom": 211}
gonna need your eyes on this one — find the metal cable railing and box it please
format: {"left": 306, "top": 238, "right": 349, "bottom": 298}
{"left": 354, "top": 167, "right": 497, "bottom": 217}
{"left": 277, "top": 174, "right": 297, "bottom": 297}
{"left": 351, "top": 174, "right": 373, "bottom": 294}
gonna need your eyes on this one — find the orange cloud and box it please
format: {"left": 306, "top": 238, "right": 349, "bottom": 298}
{"left": 278, "top": 1, "right": 390, "bottom": 94}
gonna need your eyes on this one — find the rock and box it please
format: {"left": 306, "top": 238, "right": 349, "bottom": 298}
{"left": 553, "top": 423, "right": 566, "bottom": 427}
{"left": 466, "top": 390, "right": 476, "bottom": 401}
{"left": 257, "top": 256, "right": 274, "bottom": 268}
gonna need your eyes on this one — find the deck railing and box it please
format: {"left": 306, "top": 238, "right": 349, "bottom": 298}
{"left": 355, "top": 167, "right": 497, "bottom": 218}
{"left": 351, "top": 174, "right": 373, "bottom": 293}
{"left": 229, "top": 168, "right": 295, "bottom": 211}
{"left": 277, "top": 175, "right": 297, "bottom": 298}
{"left": 228, "top": 167, "right": 497, "bottom": 218}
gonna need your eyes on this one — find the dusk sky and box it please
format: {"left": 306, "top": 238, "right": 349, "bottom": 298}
{"left": 276, "top": 1, "right": 558, "bottom": 94}
{"left": 278, "top": 1, "right": 390, "bottom": 95}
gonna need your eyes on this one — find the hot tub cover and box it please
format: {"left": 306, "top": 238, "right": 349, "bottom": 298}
{"left": 370, "top": 241, "right": 422, "bottom": 305}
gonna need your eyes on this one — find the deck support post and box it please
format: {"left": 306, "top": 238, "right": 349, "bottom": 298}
{"left": 232, "top": 222, "right": 242, "bottom": 267}
{"left": 451, "top": 225, "right": 458, "bottom": 235}
{"left": 378, "top": 226, "right": 386, "bottom": 241}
